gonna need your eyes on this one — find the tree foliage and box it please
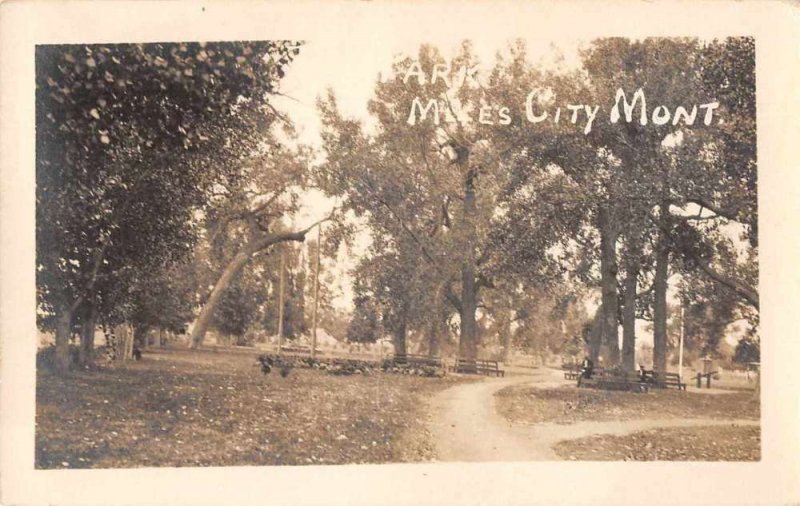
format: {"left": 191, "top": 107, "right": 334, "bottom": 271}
{"left": 36, "top": 41, "right": 300, "bottom": 371}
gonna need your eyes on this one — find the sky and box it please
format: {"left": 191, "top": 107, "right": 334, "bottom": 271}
{"left": 272, "top": 36, "right": 585, "bottom": 147}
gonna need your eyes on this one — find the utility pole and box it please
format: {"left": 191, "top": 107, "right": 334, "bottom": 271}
{"left": 277, "top": 249, "right": 286, "bottom": 355}
{"left": 679, "top": 304, "right": 685, "bottom": 380}
{"left": 311, "top": 225, "right": 322, "bottom": 359}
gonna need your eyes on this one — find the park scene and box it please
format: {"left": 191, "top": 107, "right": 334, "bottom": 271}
{"left": 35, "top": 36, "right": 758, "bottom": 468}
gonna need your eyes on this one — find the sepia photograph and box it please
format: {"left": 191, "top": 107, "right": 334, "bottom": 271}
{"left": 2, "top": 1, "right": 800, "bottom": 505}
{"left": 33, "top": 35, "right": 759, "bottom": 468}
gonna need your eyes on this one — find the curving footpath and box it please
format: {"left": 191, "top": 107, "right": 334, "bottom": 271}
{"left": 427, "top": 368, "right": 758, "bottom": 462}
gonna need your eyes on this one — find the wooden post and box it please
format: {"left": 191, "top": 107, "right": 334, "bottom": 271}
{"left": 277, "top": 249, "right": 286, "bottom": 355}
{"left": 311, "top": 226, "right": 321, "bottom": 359}
{"left": 678, "top": 305, "right": 685, "bottom": 381}
{"left": 116, "top": 324, "right": 134, "bottom": 361}
{"left": 127, "top": 324, "right": 135, "bottom": 359}
{"left": 753, "top": 365, "right": 760, "bottom": 400}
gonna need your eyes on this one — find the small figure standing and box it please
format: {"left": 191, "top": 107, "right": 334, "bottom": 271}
{"left": 581, "top": 356, "right": 594, "bottom": 379}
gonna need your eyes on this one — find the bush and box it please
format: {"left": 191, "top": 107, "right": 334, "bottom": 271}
{"left": 235, "top": 333, "right": 255, "bottom": 347}
{"left": 36, "top": 344, "right": 80, "bottom": 371}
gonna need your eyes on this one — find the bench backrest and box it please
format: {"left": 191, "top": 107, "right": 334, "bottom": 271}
{"left": 455, "top": 358, "right": 500, "bottom": 369}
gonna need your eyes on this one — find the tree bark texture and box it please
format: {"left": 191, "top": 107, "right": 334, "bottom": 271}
{"left": 500, "top": 308, "right": 513, "bottom": 364}
{"left": 621, "top": 221, "right": 644, "bottom": 372}
{"left": 392, "top": 316, "right": 408, "bottom": 357}
{"left": 588, "top": 305, "right": 603, "bottom": 363}
{"left": 458, "top": 162, "right": 479, "bottom": 368}
{"left": 653, "top": 202, "right": 670, "bottom": 372}
{"left": 79, "top": 304, "right": 97, "bottom": 367}
{"left": 621, "top": 267, "right": 638, "bottom": 371}
{"left": 190, "top": 251, "right": 251, "bottom": 348}
{"left": 427, "top": 318, "right": 442, "bottom": 358}
{"left": 54, "top": 307, "right": 74, "bottom": 374}
{"left": 599, "top": 206, "right": 620, "bottom": 366}
{"left": 190, "top": 229, "right": 312, "bottom": 348}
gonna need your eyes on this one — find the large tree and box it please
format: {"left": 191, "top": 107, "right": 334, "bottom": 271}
{"left": 188, "top": 140, "right": 333, "bottom": 348}
{"left": 548, "top": 37, "right": 756, "bottom": 371}
{"left": 319, "top": 43, "right": 579, "bottom": 366}
{"left": 36, "top": 41, "right": 300, "bottom": 372}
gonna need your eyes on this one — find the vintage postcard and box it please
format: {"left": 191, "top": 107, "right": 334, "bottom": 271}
{"left": 1, "top": 1, "right": 799, "bottom": 505}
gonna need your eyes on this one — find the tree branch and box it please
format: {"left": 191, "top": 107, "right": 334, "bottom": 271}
{"left": 685, "top": 198, "right": 740, "bottom": 222}
{"left": 248, "top": 210, "right": 336, "bottom": 253}
{"left": 443, "top": 280, "right": 462, "bottom": 313}
{"left": 248, "top": 186, "right": 289, "bottom": 216}
{"left": 695, "top": 260, "right": 759, "bottom": 310}
{"left": 646, "top": 210, "right": 759, "bottom": 311}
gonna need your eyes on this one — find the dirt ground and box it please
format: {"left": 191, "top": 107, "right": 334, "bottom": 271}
{"left": 35, "top": 346, "right": 469, "bottom": 469}
{"left": 427, "top": 368, "right": 760, "bottom": 462}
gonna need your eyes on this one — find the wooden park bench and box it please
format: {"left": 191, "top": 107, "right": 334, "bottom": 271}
{"left": 562, "top": 363, "right": 580, "bottom": 380}
{"left": 567, "top": 364, "right": 610, "bottom": 381}
{"left": 452, "top": 358, "right": 505, "bottom": 377}
{"left": 280, "top": 344, "right": 312, "bottom": 355}
{"left": 577, "top": 368, "right": 649, "bottom": 393}
{"left": 392, "top": 353, "right": 444, "bottom": 369}
{"left": 642, "top": 370, "right": 687, "bottom": 391}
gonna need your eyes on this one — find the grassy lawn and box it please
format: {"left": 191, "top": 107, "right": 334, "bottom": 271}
{"left": 495, "top": 384, "right": 760, "bottom": 425}
{"left": 554, "top": 425, "right": 760, "bottom": 461}
{"left": 36, "top": 346, "right": 470, "bottom": 469}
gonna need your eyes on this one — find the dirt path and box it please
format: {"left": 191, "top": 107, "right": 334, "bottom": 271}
{"left": 427, "top": 369, "right": 758, "bottom": 462}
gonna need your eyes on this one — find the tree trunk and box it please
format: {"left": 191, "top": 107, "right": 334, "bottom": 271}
{"left": 189, "top": 227, "right": 315, "bottom": 349}
{"left": 500, "top": 309, "right": 513, "bottom": 364}
{"left": 190, "top": 250, "right": 251, "bottom": 348}
{"left": 621, "top": 221, "right": 643, "bottom": 372}
{"left": 429, "top": 285, "right": 448, "bottom": 359}
{"left": 155, "top": 327, "right": 163, "bottom": 347}
{"left": 621, "top": 267, "right": 637, "bottom": 371}
{"left": 134, "top": 325, "right": 149, "bottom": 349}
{"left": 54, "top": 307, "right": 74, "bottom": 374}
{"left": 588, "top": 305, "right": 603, "bottom": 362}
{"left": 392, "top": 318, "right": 407, "bottom": 357}
{"left": 653, "top": 202, "right": 670, "bottom": 372}
{"left": 118, "top": 324, "right": 129, "bottom": 360}
{"left": 127, "top": 325, "right": 135, "bottom": 359}
{"left": 753, "top": 367, "right": 760, "bottom": 401}
{"left": 459, "top": 160, "right": 479, "bottom": 367}
{"left": 427, "top": 318, "right": 441, "bottom": 358}
{"left": 599, "top": 206, "right": 620, "bottom": 366}
{"left": 79, "top": 304, "right": 97, "bottom": 367}
{"left": 113, "top": 324, "right": 133, "bottom": 361}
{"left": 112, "top": 324, "right": 123, "bottom": 360}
